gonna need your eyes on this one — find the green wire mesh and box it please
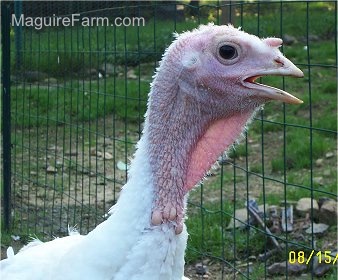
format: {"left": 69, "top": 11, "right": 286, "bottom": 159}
{"left": 2, "top": 1, "right": 337, "bottom": 279}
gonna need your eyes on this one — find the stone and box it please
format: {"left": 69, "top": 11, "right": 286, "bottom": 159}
{"left": 313, "top": 177, "right": 324, "bottom": 185}
{"left": 23, "top": 70, "right": 48, "bottom": 82}
{"left": 117, "top": 160, "right": 129, "bottom": 171}
{"left": 318, "top": 199, "right": 337, "bottom": 225}
{"left": 44, "top": 77, "right": 58, "bottom": 84}
{"left": 227, "top": 208, "right": 248, "bottom": 229}
{"left": 100, "top": 63, "right": 117, "bottom": 76}
{"left": 312, "top": 250, "right": 337, "bottom": 277}
{"left": 46, "top": 166, "right": 57, "bottom": 174}
{"left": 227, "top": 204, "right": 267, "bottom": 229}
{"left": 127, "top": 69, "right": 137, "bottom": 79}
{"left": 309, "top": 34, "right": 320, "bottom": 41}
{"left": 323, "top": 169, "right": 331, "bottom": 176}
{"left": 268, "top": 261, "right": 307, "bottom": 275}
{"left": 283, "top": 34, "right": 297, "bottom": 45}
{"left": 48, "top": 145, "right": 61, "bottom": 152}
{"left": 65, "top": 150, "right": 78, "bottom": 156}
{"left": 195, "top": 263, "right": 208, "bottom": 275}
{"left": 325, "top": 152, "right": 334, "bottom": 159}
{"left": 103, "top": 152, "right": 113, "bottom": 160}
{"left": 315, "top": 158, "right": 324, "bottom": 167}
{"left": 85, "top": 68, "right": 98, "bottom": 77}
{"left": 305, "top": 223, "right": 329, "bottom": 234}
{"left": 295, "top": 197, "right": 319, "bottom": 218}
{"left": 11, "top": 235, "right": 20, "bottom": 241}
{"left": 90, "top": 148, "right": 102, "bottom": 157}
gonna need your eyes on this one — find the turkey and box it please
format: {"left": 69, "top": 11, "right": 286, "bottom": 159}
{"left": 0, "top": 24, "right": 303, "bottom": 280}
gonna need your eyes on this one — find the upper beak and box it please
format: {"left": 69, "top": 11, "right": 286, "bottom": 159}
{"left": 242, "top": 55, "right": 304, "bottom": 104}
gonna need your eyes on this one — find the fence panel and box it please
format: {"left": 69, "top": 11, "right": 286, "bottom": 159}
{"left": 2, "top": 1, "right": 337, "bottom": 279}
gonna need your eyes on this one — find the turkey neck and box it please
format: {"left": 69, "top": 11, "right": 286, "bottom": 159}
{"left": 144, "top": 59, "right": 257, "bottom": 228}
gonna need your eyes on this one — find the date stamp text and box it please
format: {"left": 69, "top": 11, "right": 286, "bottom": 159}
{"left": 289, "top": 250, "right": 338, "bottom": 265}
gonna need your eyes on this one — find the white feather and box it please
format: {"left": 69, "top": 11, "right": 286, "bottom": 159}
{"left": 0, "top": 135, "right": 188, "bottom": 280}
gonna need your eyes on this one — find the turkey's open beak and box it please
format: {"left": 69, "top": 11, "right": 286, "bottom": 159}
{"left": 242, "top": 56, "right": 304, "bottom": 104}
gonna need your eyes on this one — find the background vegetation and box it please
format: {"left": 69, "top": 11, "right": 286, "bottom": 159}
{"left": 3, "top": 1, "right": 337, "bottom": 279}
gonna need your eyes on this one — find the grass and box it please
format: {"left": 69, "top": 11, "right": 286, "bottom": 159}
{"left": 12, "top": 77, "right": 149, "bottom": 127}
{"left": 3, "top": 1, "right": 337, "bottom": 279}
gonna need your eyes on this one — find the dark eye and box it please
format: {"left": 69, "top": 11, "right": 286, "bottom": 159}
{"left": 219, "top": 45, "right": 238, "bottom": 60}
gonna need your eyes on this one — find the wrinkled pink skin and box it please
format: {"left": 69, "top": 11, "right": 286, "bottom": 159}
{"left": 146, "top": 25, "right": 303, "bottom": 234}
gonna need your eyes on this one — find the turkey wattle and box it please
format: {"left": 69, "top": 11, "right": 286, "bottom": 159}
{"left": 0, "top": 24, "right": 303, "bottom": 280}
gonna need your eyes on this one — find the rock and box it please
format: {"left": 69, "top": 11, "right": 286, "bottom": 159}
{"left": 305, "top": 223, "right": 329, "bottom": 234}
{"left": 268, "top": 261, "right": 307, "bottom": 275}
{"left": 309, "top": 34, "right": 320, "bottom": 41}
{"left": 89, "top": 172, "right": 97, "bottom": 178}
{"left": 300, "top": 35, "right": 320, "bottom": 43}
{"left": 283, "top": 34, "right": 297, "bottom": 45}
{"left": 325, "top": 152, "right": 334, "bottom": 159}
{"left": 318, "top": 199, "right": 337, "bottom": 225}
{"left": 323, "top": 169, "right": 331, "bottom": 176}
{"left": 313, "top": 176, "right": 324, "bottom": 185}
{"left": 85, "top": 68, "right": 98, "bottom": 77}
{"left": 100, "top": 63, "right": 117, "bottom": 76}
{"left": 65, "top": 151, "right": 78, "bottom": 156}
{"left": 195, "top": 263, "right": 208, "bottom": 275}
{"left": 11, "top": 235, "right": 20, "bottom": 241}
{"left": 296, "top": 198, "right": 319, "bottom": 218}
{"left": 318, "top": 197, "right": 331, "bottom": 208}
{"left": 279, "top": 200, "right": 298, "bottom": 207}
{"left": 117, "top": 160, "right": 129, "bottom": 171}
{"left": 227, "top": 204, "right": 267, "bottom": 229}
{"left": 46, "top": 166, "right": 57, "bottom": 174}
{"left": 312, "top": 250, "right": 337, "bottom": 276}
{"left": 248, "top": 255, "right": 257, "bottom": 261}
{"left": 127, "top": 69, "right": 137, "bottom": 79}
{"left": 48, "top": 145, "right": 61, "bottom": 152}
{"left": 103, "top": 152, "right": 113, "bottom": 160}
{"left": 44, "top": 77, "right": 58, "bottom": 84}
{"left": 22, "top": 70, "right": 48, "bottom": 82}
{"left": 315, "top": 158, "right": 324, "bottom": 167}
{"left": 90, "top": 148, "right": 102, "bottom": 157}
{"left": 227, "top": 208, "right": 248, "bottom": 229}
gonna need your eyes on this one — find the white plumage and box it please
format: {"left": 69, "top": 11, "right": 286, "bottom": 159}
{"left": 1, "top": 136, "right": 189, "bottom": 280}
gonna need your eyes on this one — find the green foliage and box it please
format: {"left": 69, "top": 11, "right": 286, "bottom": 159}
{"left": 11, "top": 19, "right": 199, "bottom": 77}
{"left": 5, "top": 3, "right": 337, "bottom": 279}
{"left": 12, "top": 77, "right": 149, "bottom": 127}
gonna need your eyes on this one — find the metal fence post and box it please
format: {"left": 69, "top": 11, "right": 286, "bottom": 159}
{"left": 14, "top": 0, "right": 23, "bottom": 72}
{"left": 2, "top": 1, "right": 12, "bottom": 231}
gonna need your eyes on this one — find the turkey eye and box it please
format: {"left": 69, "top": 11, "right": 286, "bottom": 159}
{"left": 219, "top": 45, "right": 238, "bottom": 60}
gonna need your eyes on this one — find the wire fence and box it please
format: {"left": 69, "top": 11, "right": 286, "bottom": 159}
{"left": 1, "top": 1, "right": 337, "bottom": 279}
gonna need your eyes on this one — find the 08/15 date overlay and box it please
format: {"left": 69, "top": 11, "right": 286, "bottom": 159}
{"left": 289, "top": 250, "right": 338, "bottom": 265}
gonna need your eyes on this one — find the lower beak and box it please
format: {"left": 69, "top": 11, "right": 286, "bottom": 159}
{"left": 243, "top": 56, "right": 304, "bottom": 104}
